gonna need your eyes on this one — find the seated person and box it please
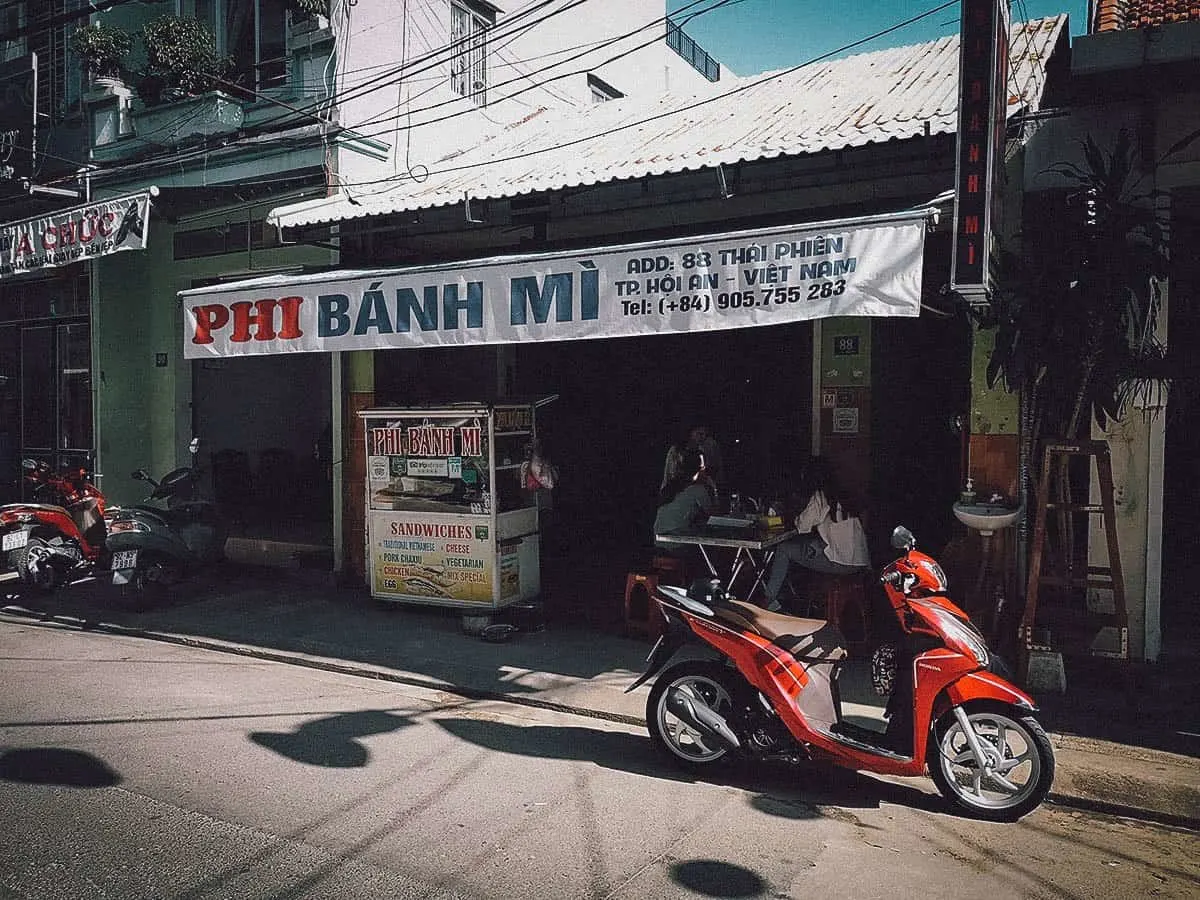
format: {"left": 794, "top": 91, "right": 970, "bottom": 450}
{"left": 762, "top": 456, "right": 870, "bottom": 611}
{"left": 653, "top": 448, "right": 717, "bottom": 561}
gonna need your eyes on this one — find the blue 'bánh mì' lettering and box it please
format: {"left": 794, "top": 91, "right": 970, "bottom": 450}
{"left": 509, "top": 264, "right": 599, "bottom": 325}
{"left": 317, "top": 282, "right": 484, "bottom": 337}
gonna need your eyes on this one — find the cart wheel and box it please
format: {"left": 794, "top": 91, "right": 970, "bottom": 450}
{"left": 461, "top": 613, "right": 494, "bottom": 636}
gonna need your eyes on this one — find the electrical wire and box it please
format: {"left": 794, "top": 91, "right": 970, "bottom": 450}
{"left": 63, "top": 0, "right": 700, "bottom": 180}
{"left": 57, "top": 0, "right": 969, "bottom": 197}
{"left": 36, "top": 0, "right": 1053, "bottom": 225}
{"left": 257, "top": 0, "right": 589, "bottom": 138}
{"left": 0, "top": 0, "right": 143, "bottom": 43}
{"left": 335, "top": 0, "right": 734, "bottom": 138}
{"left": 302, "top": 0, "right": 964, "bottom": 192}
{"left": 89, "top": 0, "right": 964, "bottom": 199}
{"left": 42, "top": 0, "right": 597, "bottom": 170}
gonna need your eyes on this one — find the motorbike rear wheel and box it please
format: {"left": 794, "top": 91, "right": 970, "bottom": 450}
{"left": 12, "top": 538, "right": 61, "bottom": 593}
{"left": 647, "top": 661, "right": 740, "bottom": 769}
{"left": 116, "top": 553, "right": 182, "bottom": 612}
{"left": 928, "top": 703, "right": 1055, "bottom": 822}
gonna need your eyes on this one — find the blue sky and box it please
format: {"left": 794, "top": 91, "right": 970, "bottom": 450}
{"left": 667, "top": 0, "right": 1088, "bottom": 76}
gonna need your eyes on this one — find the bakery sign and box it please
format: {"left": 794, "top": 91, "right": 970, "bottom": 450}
{"left": 0, "top": 192, "right": 152, "bottom": 278}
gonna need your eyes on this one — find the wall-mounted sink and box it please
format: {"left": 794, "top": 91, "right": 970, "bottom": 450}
{"left": 953, "top": 502, "right": 1022, "bottom": 535}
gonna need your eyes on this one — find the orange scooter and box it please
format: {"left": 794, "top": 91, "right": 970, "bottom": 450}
{"left": 627, "top": 524, "right": 1055, "bottom": 821}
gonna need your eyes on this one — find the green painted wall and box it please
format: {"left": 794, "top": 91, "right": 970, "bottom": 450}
{"left": 92, "top": 201, "right": 333, "bottom": 507}
{"left": 969, "top": 325, "right": 1018, "bottom": 435}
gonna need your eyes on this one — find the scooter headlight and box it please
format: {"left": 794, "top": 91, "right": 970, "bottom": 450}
{"left": 107, "top": 519, "right": 150, "bottom": 535}
{"left": 915, "top": 601, "right": 989, "bottom": 666}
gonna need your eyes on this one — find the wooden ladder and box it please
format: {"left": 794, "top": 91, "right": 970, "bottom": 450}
{"left": 1020, "top": 440, "right": 1129, "bottom": 659}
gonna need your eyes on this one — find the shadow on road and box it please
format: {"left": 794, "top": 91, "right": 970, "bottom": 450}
{"left": 671, "top": 859, "right": 766, "bottom": 898}
{"left": 249, "top": 709, "right": 415, "bottom": 767}
{"left": 0, "top": 747, "right": 121, "bottom": 787}
{"left": 433, "top": 715, "right": 948, "bottom": 818}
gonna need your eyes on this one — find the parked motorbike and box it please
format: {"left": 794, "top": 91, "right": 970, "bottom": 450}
{"left": 0, "top": 459, "right": 109, "bottom": 592}
{"left": 628, "top": 525, "right": 1055, "bottom": 822}
{"left": 105, "top": 438, "right": 227, "bottom": 608}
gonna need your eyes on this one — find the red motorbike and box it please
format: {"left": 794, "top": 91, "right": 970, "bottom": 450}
{"left": 0, "top": 459, "right": 109, "bottom": 592}
{"left": 628, "top": 525, "right": 1055, "bottom": 821}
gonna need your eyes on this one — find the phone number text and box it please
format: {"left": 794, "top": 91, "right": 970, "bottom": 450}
{"left": 619, "top": 280, "right": 847, "bottom": 316}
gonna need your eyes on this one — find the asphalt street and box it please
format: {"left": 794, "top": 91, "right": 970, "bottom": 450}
{"left": 2, "top": 619, "right": 1197, "bottom": 900}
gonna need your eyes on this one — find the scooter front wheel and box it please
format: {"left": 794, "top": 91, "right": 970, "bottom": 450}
{"left": 647, "top": 661, "right": 739, "bottom": 769}
{"left": 928, "top": 703, "right": 1055, "bottom": 822}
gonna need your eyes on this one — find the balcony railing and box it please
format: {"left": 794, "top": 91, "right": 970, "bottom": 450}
{"left": 666, "top": 19, "right": 720, "bottom": 82}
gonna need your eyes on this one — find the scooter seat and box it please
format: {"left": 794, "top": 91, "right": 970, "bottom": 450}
{"left": 719, "top": 600, "right": 848, "bottom": 662}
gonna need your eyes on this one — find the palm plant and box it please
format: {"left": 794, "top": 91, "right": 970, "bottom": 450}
{"left": 984, "top": 128, "right": 1195, "bottom": 601}
{"left": 987, "top": 128, "right": 1177, "bottom": 455}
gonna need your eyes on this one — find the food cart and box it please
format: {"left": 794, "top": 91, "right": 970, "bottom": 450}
{"left": 360, "top": 402, "right": 546, "bottom": 611}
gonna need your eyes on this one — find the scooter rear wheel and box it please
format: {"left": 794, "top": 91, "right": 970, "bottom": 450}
{"left": 12, "top": 538, "right": 60, "bottom": 593}
{"left": 928, "top": 703, "right": 1055, "bottom": 822}
{"left": 647, "top": 661, "right": 739, "bottom": 769}
{"left": 116, "top": 553, "right": 182, "bottom": 612}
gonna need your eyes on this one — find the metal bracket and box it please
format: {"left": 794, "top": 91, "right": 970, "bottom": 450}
{"left": 465, "top": 192, "right": 484, "bottom": 225}
{"left": 716, "top": 164, "right": 734, "bottom": 200}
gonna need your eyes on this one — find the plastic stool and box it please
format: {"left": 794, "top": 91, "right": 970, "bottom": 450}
{"left": 650, "top": 555, "right": 688, "bottom": 584}
{"left": 623, "top": 571, "right": 667, "bottom": 640}
{"left": 623, "top": 555, "right": 689, "bottom": 640}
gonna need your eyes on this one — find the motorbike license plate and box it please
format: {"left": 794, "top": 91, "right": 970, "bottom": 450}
{"left": 1, "top": 530, "right": 27, "bottom": 552}
{"left": 111, "top": 550, "right": 138, "bottom": 578}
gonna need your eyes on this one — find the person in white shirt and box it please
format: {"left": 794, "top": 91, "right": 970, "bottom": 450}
{"left": 762, "top": 456, "right": 870, "bottom": 611}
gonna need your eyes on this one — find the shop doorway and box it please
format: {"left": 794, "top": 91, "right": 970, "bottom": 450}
{"left": 192, "top": 352, "right": 332, "bottom": 548}
{"left": 870, "top": 298, "right": 972, "bottom": 555}
{"left": 0, "top": 319, "right": 93, "bottom": 502}
{"left": 376, "top": 322, "right": 815, "bottom": 622}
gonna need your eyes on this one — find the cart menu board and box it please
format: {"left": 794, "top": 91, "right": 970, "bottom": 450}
{"left": 368, "top": 510, "right": 494, "bottom": 603}
{"left": 365, "top": 411, "right": 496, "bottom": 605}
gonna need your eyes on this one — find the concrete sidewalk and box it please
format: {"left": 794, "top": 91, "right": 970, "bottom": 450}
{"left": 2, "top": 566, "right": 1197, "bottom": 829}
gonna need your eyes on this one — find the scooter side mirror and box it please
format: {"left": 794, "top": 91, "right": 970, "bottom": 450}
{"left": 131, "top": 469, "right": 149, "bottom": 481}
{"left": 189, "top": 438, "right": 200, "bottom": 455}
{"left": 890, "top": 525, "right": 916, "bottom": 551}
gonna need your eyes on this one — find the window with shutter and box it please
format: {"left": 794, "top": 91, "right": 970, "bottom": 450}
{"left": 450, "top": 1, "right": 489, "bottom": 106}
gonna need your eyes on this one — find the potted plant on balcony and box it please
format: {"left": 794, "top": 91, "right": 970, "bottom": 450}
{"left": 286, "top": 0, "right": 331, "bottom": 36}
{"left": 288, "top": 0, "right": 330, "bottom": 18}
{"left": 136, "top": 15, "right": 230, "bottom": 107}
{"left": 69, "top": 21, "right": 133, "bottom": 92}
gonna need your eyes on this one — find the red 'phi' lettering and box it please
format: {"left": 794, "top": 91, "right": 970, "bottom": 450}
{"left": 229, "top": 297, "right": 306, "bottom": 342}
{"left": 191, "top": 305, "right": 230, "bottom": 344}
{"left": 276, "top": 296, "right": 304, "bottom": 339}
{"left": 231, "top": 299, "right": 277, "bottom": 342}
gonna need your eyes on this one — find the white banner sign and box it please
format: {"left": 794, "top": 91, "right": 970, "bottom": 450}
{"left": 181, "top": 211, "right": 928, "bottom": 359}
{"left": 0, "top": 192, "right": 152, "bottom": 278}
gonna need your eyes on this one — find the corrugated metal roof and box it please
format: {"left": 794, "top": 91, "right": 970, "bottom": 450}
{"left": 271, "top": 15, "right": 1066, "bottom": 229}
